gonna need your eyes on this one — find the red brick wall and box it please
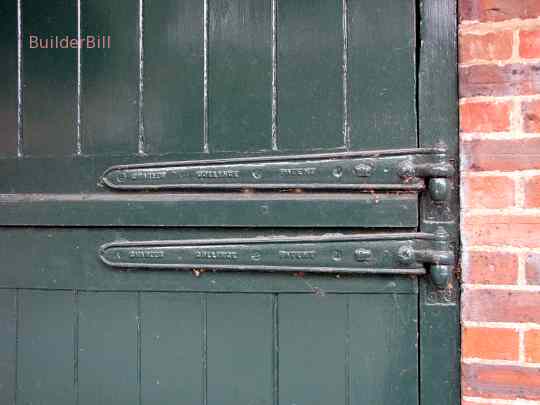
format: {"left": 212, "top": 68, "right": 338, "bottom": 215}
{"left": 459, "top": 1, "right": 540, "bottom": 404}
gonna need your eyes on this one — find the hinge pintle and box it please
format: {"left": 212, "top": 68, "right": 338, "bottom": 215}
{"left": 397, "top": 227, "right": 454, "bottom": 288}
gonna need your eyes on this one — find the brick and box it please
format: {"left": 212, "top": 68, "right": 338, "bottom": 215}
{"left": 460, "top": 31, "right": 513, "bottom": 63}
{"left": 523, "top": 100, "right": 540, "bottom": 133}
{"left": 463, "top": 327, "right": 519, "bottom": 360}
{"left": 462, "top": 138, "right": 540, "bottom": 171}
{"left": 526, "top": 253, "right": 540, "bottom": 285}
{"left": 463, "top": 363, "right": 540, "bottom": 400}
{"left": 464, "top": 251, "right": 518, "bottom": 284}
{"left": 525, "top": 330, "right": 540, "bottom": 363}
{"left": 463, "top": 289, "right": 540, "bottom": 323}
{"left": 464, "top": 215, "right": 540, "bottom": 247}
{"left": 460, "top": 101, "right": 512, "bottom": 132}
{"left": 462, "top": 176, "right": 515, "bottom": 209}
{"left": 460, "top": 0, "right": 540, "bottom": 22}
{"left": 520, "top": 29, "right": 540, "bottom": 59}
{"left": 460, "top": 63, "right": 540, "bottom": 98}
{"left": 524, "top": 175, "right": 540, "bottom": 207}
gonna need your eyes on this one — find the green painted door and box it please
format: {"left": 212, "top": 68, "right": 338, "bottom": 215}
{"left": 0, "top": 0, "right": 459, "bottom": 404}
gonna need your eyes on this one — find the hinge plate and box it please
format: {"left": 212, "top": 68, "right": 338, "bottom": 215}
{"left": 100, "top": 230, "right": 454, "bottom": 286}
{"left": 101, "top": 147, "right": 454, "bottom": 194}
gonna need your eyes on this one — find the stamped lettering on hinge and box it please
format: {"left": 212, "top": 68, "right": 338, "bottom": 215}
{"left": 196, "top": 170, "right": 240, "bottom": 178}
{"left": 279, "top": 167, "right": 316, "bottom": 176}
{"left": 278, "top": 250, "right": 317, "bottom": 260}
{"left": 128, "top": 250, "right": 165, "bottom": 259}
{"left": 195, "top": 250, "right": 239, "bottom": 260}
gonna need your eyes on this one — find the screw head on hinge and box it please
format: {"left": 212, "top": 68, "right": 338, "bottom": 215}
{"left": 397, "top": 245, "right": 416, "bottom": 265}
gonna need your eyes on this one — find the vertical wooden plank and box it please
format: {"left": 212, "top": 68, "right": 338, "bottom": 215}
{"left": 279, "top": 294, "right": 346, "bottom": 404}
{"left": 348, "top": 0, "right": 416, "bottom": 149}
{"left": 0, "top": 290, "right": 16, "bottom": 404}
{"left": 81, "top": 0, "right": 138, "bottom": 155}
{"left": 144, "top": 0, "right": 204, "bottom": 155}
{"left": 140, "top": 293, "right": 202, "bottom": 404}
{"left": 419, "top": 0, "right": 460, "bottom": 404}
{"left": 78, "top": 292, "right": 138, "bottom": 405}
{"left": 17, "top": 290, "right": 74, "bottom": 404}
{"left": 349, "top": 294, "right": 418, "bottom": 404}
{"left": 277, "top": 0, "right": 342, "bottom": 151}
{"left": 208, "top": 0, "right": 272, "bottom": 152}
{"left": 207, "top": 294, "right": 272, "bottom": 404}
{"left": 0, "top": 0, "right": 18, "bottom": 157}
{"left": 23, "top": 0, "right": 77, "bottom": 156}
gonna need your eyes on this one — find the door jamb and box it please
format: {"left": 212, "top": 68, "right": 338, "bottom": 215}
{"left": 417, "top": 0, "right": 460, "bottom": 404}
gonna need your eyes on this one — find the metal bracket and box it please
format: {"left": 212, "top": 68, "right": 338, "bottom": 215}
{"left": 101, "top": 147, "right": 455, "bottom": 195}
{"left": 99, "top": 230, "right": 455, "bottom": 287}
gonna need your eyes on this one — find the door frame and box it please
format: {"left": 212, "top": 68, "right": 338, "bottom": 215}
{"left": 418, "top": 0, "right": 460, "bottom": 404}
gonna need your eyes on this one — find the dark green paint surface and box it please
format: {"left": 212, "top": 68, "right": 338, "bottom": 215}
{"left": 81, "top": 0, "right": 139, "bottom": 155}
{"left": 23, "top": 0, "right": 76, "bottom": 157}
{"left": 140, "top": 293, "right": 203, "bottom": 404}
{"left": 418, "top": 1, "right": 460, "bottom": 404}
{"left": 0, "top": 290, "right": 16, "bottom": 404}
{"left": 17, "top": 290, "right": 75, "bottom": 405}
{"left": 144, "top": 0, "right": 204, "bottom": 155}
{"left": 78, "top": 292, "right": 139, "bottom": 405}
{"left": 0, "top": 0, "right": 17, "bottom": 157}
{"left": 279, "top": 294, "right": 347, "bottom": 404}
{"left": 348, "top": 0, "right": 417, "bottom": 149}
{"left": 209, "top": 0, "right": 272, "bottom": 152}
{"left": 277, "top": 0, "right": 343, "bottom": 151}
{"left": 207, "top": 294, "right": 273, "bottom": 403}
{"left": 349, "top": 294, "right": 419, "bottom": 404}
{"left": 0, "top": 0, "right": 459, "bottom": 403}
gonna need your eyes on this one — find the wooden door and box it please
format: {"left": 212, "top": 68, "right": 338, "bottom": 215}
{"left": 0, "top": 0, "right": 459, "bottom": 404}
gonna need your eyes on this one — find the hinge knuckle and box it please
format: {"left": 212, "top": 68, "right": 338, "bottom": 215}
{"left": 398, "top": 153, "right": 455, "bottom": 202}
{"left": 398, "top": 227, "right": 454, "bottom": 288}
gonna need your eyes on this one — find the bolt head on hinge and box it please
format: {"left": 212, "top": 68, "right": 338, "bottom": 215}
{"left": 397, "top": 245, "right": 416, "bottom": 265}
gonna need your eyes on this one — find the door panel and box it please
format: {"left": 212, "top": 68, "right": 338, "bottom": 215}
{"left": 22, "top": 0, "right": 77, "bottom": 157}
{"left": 349, "top": 294, "right": 418, "bottom": 404}
{"left": 140, "top": 293, "right": 203, "bottom": 404}
{"left": 0, "top": 290, "right": 16, "bottom": 404}
{"left": 277, "top": 0, "right": 343, "bottom": 150}
{"left": 144, "top": 0, "right": 204, "bottom": 155}
{"left": 17, "top": 290, "right": 75, "bottom": 405}
{"left": 0, "top": 0, "right": 17, "bottom": 157}
{"left": 209, "top": 0, "right": 272, "bottom": 152}
{"left": 81, "top": 0, "right": 139, "bottom": 155}
{"left": 348, "top": 0, "right": 416, "bottom": 149}
{"left": 0, "top": 289, "right": 418, "bottom": 405}
{"left": 207, "top": 294, "right": 274, "bottom": 404}
{"left": 78, "top": 292, "right": 139, "bottom": 405}
{"left": 279, "top": 294, "right": 347, "bottom": 404}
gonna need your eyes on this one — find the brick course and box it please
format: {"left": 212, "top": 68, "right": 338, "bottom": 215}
{"left": 459, "top": 2, "right": 540, "bottom": 404}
